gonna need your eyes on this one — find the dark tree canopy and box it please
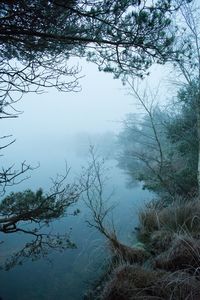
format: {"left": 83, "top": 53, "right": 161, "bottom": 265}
{"left": 0, "top": 0, "right": 180, "bottom": 116}
{"left": 0, "top": 0, "right": 176, "bottom": 63}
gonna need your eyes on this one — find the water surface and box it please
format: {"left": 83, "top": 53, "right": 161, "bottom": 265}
{"left": 0, "top": 154, "right": 151, "bottom": 300}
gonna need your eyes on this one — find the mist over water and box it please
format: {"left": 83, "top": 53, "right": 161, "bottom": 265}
{"left": 0, "top": 61, "right": 153, "bottom": 299}
{"left": 0, "top": 155, "right": 151, "bottom": 300}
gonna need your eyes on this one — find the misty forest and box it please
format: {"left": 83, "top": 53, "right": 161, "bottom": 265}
{"left": 1, "top": 0, "right": 200, "bottom": 299}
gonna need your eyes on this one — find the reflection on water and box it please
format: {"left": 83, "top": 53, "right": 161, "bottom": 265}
{"left": 0, "top": 158, "right": 151, "bottom": 300}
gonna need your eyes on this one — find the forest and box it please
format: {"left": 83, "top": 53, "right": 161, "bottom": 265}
{"left": 0, "top": 0, "right": 200, "bottom": 299}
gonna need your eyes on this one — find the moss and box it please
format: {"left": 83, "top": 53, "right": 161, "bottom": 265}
{"left": 132, "top": 242, "right": 146, "bottom": 250}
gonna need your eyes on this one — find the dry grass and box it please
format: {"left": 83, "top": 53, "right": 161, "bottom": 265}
{"left": 89, "top": 197, "right": 200, "bottom": 300}
{"left": 150, "top": 230, "right": 175, "bottom": 254}
{"left": 100, "top": 264, "right": 200, "bottom": 300}
{"left": 108, "top": 235, "right": 149, "bottom": 265}
{"left": 159, "top": 199, "right": 200, "bottom": 234}
{"left": 156, "top": 271, "right": 200, "bottom": 300}
{"left": 155, "top": 235, "right": 200, "bottom": 272}
{"left": 137, "top": 198, "right": 200, "bottom": 249}
{"left": 100, "top": 264, "right": 164, "bottom": 300}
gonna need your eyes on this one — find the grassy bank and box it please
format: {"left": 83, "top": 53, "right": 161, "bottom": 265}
{"left": 85, "top": 197, "right": 200, "bottom": 299}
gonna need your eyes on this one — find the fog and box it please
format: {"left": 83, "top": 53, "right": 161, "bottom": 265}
{"left": 0, "top": 59, "right": 170, "bottom": 300}
{"left": 1, "top": 59, "right": 173, "bottom": 189}
{"left": 1, "top": 60, "right": 135, "bottom": 189}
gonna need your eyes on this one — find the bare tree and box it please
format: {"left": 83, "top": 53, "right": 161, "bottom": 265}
{"left": 117, "top": 80, "right": 194, "bottom": 198}
{"left": 81, "top": 146, "right": 148, "bottom": 264}
{"left": 119, "top": 82, "right": 171, "bottom": 194}
{"left": 127, "top": 81, "right": 165, "bottom": 173}
{"left": 0, "top": 58, "right": 82, "bottom": 118}
{"left": 80, "top": 147, "right": 115, "bottom": 239}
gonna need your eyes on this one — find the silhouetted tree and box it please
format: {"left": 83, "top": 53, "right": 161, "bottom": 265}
{"left": 0, "top": 0, "right": 182, "bottom": 116}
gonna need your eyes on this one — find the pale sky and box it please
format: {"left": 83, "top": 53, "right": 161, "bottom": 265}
{"left": 1, "top": 59, "right": 173, "bottom": 190}
{"left": 2, "top": 59, "right": 173, "bottom": 136}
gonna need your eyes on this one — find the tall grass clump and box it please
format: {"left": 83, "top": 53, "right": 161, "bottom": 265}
{"left": 137, "top": 197, "right": 200, "bottom": 252}
{"left": 100, "top": 196, "right": 200, "bottom": 299}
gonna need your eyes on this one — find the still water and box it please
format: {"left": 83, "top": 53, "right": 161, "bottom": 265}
{"left": 0, "top": 155, "right": 151, "bottom": 300}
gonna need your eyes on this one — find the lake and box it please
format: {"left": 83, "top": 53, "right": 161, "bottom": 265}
{"left": 0, "top": 154, "right": 151, "bottom": 300}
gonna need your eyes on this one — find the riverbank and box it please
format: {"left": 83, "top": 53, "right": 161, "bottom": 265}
{"left": 85, "top": 196, "right": 200, "bottom": 299}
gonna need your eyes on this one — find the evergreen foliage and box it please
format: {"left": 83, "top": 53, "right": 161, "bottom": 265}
{"left": 0, "top": 174, "right": 82, "bottom": 269}
{"left": 0, "top": 0, "right": 180, "bottom": 116}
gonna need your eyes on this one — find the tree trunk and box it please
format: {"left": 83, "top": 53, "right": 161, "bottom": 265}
{"left": 196, "top": 98, "right": 200, "bottom": 198}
